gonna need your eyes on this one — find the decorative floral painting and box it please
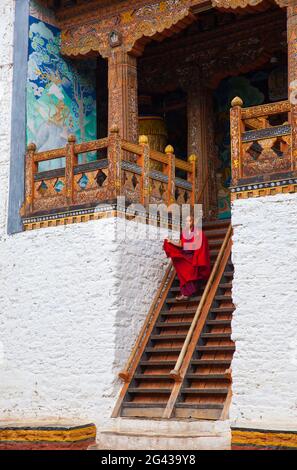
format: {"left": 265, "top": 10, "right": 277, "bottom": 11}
{"left": 27, "top": 5, "right": 97, "bottom": 170}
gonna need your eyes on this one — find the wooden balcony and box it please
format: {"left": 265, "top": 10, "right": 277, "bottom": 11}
{"left": 21, "top": 126, "right": 197, "bottom": 229}
{"left": 230, "top": 98, "right": 297, "bottom": 199}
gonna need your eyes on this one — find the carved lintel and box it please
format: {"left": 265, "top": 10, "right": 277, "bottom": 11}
{"left": 211, "top": 0, "right": 289, "bottom": 8}
{"left": 60, "top": 0, "right": 193, "bottom": 59}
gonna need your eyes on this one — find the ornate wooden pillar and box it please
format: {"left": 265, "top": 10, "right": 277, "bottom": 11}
{"left": 108, "top": 50, "right": 138, "bottom": 156}
{"left": 287, "top": 3, "right": 297, "bottom": 169}
{"left": 187, "top": 73, "right": 217, "bottom": 217}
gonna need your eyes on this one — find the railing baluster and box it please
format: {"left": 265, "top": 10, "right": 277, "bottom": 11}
{"left": 24, "top": 143, "right": 37, "bottom": 216}
{"left": 165, "top": 145, "right": 175, "bottom": 205}
{"left": 188, "top": 154, "right": 197, "bottom": 205}
{"left": 138, "top": 135, "right": 150, "bottom": 206}
{"left": 108, "top": 125, "right": 122, "bottom": 199}
{"left": 230, "top": 96, "right": 243, "bottom": 187}
{"left": 66, "top": 135, "right": 77, "bottom": 206}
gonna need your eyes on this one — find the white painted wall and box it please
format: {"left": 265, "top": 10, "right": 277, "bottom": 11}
{"left": 230, "top": 193, "right": 297, "bottom": 431}
{"left": 0, "top": 217, "right": 168, "bottom": 429}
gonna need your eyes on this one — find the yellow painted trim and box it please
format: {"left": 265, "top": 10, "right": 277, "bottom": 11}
{"left": 0, "top": 425, "right": 96, "bottom": 443}
{"left": 232, "top": 429, "right": 297, "bottom": 449}
{"left": 24, "top": 210, "right": 117, "bottom": 231}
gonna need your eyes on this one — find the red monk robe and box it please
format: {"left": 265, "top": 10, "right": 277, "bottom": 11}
{"left": 163, "top": 228, "right": 211, "bottom": 298}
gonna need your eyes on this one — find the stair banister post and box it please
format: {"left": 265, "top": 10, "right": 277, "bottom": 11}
{"left": 138, "top": 135, "right": 150, "bottom": 206}
{"left": 230, "top": 96, "right": 243, "bottom": 187}
{"left": 165, "top": 145, "right": 175, "bottom": 206}
{"left": 188, "top": 154, "right": 197, "bottom": 206}
{"left": 24, "top": 142, "right": 37, "bottom": 216}
{"left": 108, "top": 125, "right": 122, "bottom": 199}
{"left": 66, "top": 134, "right": 77, "bottom": 206}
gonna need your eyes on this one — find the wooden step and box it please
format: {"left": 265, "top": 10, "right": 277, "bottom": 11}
{"left": 174, "top": 406, "right": 223, "bottom": 420}
{"left": 121, "top": 404, "right": 166, "bottom": 418}
{"left": 191, "top": 359, "right": 231, "bottom": 366}
{"left": 201, "top": 333, "right": 231, "bottom": 339}
{"left": 197, "top": 345, "right": 235, "bottom": 352}
{"left": 174, "top": 404, "right": 224, "bottom": 419}
{"left": 166, "top": 294, "right": 231, "bottom": 304}
{"left": 206, "top": 320, "right": 231, "bottom": 326}
{"left": 210, "top": 306, "right": 234, "bottom": 314}
{"left": 203, "top": 219, "right": 230, "bottom": 229}
{"left": 218, "top": 283, "right": 232, "bottom": 289}
{"left": 134, "top": 374, "right": 172, "bottom": 380}
{"left": 204, "top": 228, "right": 228, "bottom": 239}
{"left": 139, "top": 360, "right": 176, "bottom": 366}
{"left": 186, "top": 373, "right": 230, "bottom": 380}
{"left": 214, "top": 295, "right": 232, "bottom": 301}
{"left": 156, "top": 321, "right": 192, "bottom": 328}
{"left": 208, "top": 239, "right": 225, "bottom": 248}
{"left": 145, "top": 347, "right": 182, "bottom": 353}
{"left": 181, "top": 388, "right": 228, "bottom": 395}
{"left": 160, "top": 309, "right": 196, "bottom": 316}
{"left": 175, "top": 403, "right": 224, "bottom": 410}
{"left": 128, "top": 388, "right": 171, "bottom": 394}
{"left": 166, "top": 295, "right": 201, "bottom": 303}
{"left": 224, "top": 271, "right": 234, "bottom": 278}
{"left": 123, "top": 403, "right": 166, "bottom": 408}
{"left": 210, "top": 249, "right": 220, "bottom": 257}
{"left": 170, "top": 286, "right": 196, "bottom": 293}
{"left": 150, "top": 334, "right": 187, "bottom": 341}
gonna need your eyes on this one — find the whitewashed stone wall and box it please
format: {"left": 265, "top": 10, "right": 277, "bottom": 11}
{"left": 230, "top": 193, "right": 297, "bottom": 431}
{"left": 0, "top": 218, "right": 168, "bottom": 429}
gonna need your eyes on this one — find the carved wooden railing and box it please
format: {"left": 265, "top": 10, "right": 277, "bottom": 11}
{"left": 22, "top": 126, "right": 197, "bottom": 218}
{"left": 230, "top": 97, "right": 292, "bottom": 187}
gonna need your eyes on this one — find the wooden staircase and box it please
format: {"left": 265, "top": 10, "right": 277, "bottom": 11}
{"left": 113, "top": 219, "right": 234, "bottom": 420}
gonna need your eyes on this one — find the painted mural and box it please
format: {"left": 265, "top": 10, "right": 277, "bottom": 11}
{"left": 214, "top": 75, "right": 265, "bottom": 219}
{"left": 27, "top": 2, "right": 97, "bottom": 170}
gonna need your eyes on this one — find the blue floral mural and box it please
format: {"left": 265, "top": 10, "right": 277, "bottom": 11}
{"left": 27, "top": 10, "right": 97, "bottom": 170}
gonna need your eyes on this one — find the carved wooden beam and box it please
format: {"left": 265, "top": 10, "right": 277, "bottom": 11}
{"left": 212, "top": 0, "right": 289, "bottom": 8}
{"left": 60, "top": 0, "right": 196, "bottom": 58}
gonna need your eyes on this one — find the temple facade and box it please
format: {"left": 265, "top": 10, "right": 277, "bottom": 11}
{"left": 0, "top": 0, "right": 297, "bottom": 450}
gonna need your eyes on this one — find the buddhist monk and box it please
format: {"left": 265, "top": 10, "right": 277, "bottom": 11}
{"left": 163, "top": 215, "right": 211, "bottom": 300}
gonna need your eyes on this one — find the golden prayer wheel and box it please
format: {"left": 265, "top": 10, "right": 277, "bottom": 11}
{"left": 138, "top": 116, "right": 168, "bottom": 171}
